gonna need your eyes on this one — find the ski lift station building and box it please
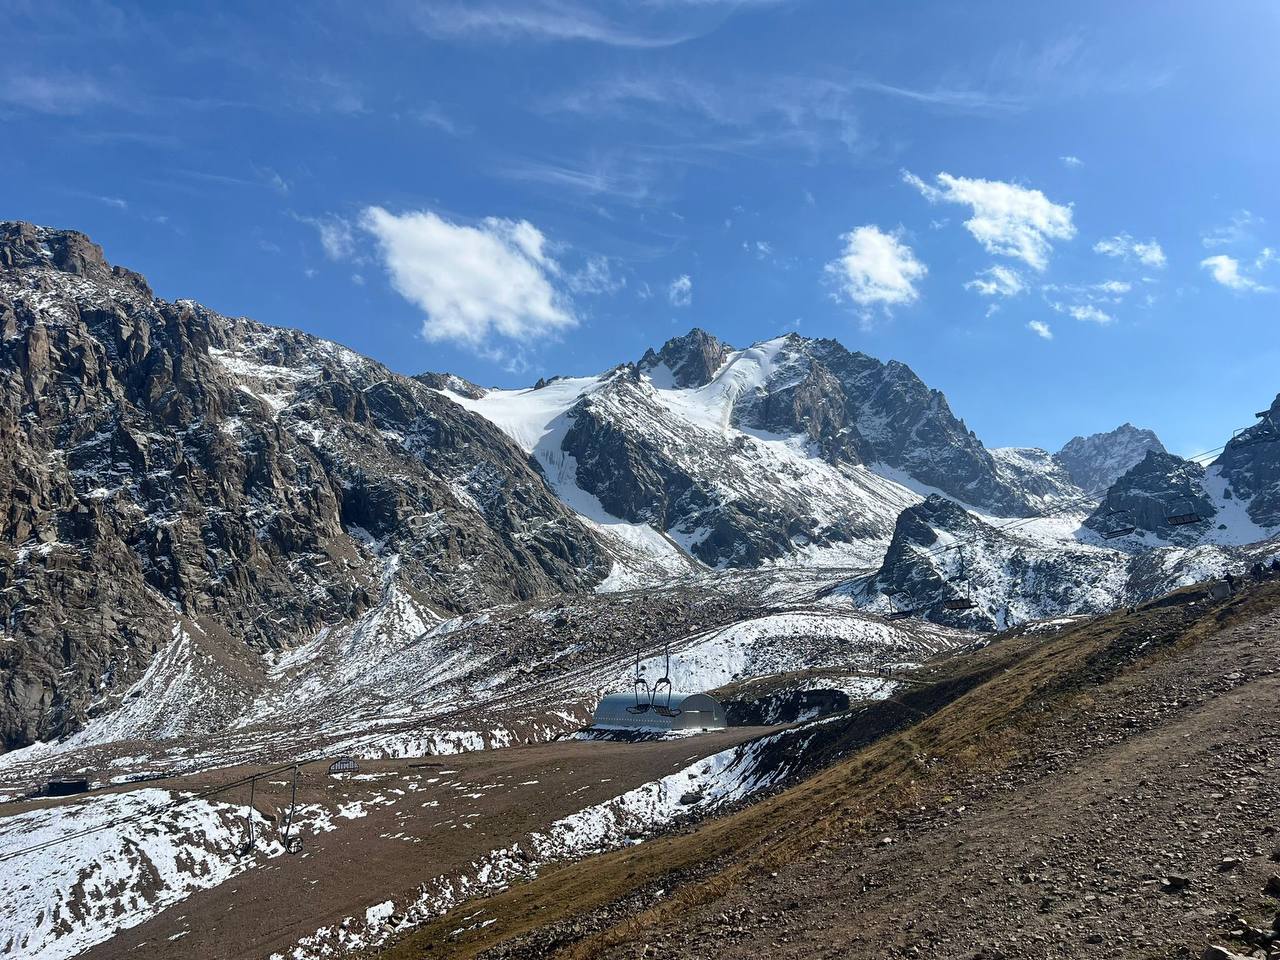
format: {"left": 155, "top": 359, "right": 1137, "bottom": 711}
{"left": 591, "top": 692, "right": 728, "bottom": 732}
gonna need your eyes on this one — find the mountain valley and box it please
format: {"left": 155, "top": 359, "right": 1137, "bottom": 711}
{"left": 1, "top": 222, "right": 1279, "bottom": 960}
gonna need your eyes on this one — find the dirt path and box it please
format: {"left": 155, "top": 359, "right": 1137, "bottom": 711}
{"left": 70, "top": 728, "right": 769, "bottom": 960}
{"left": 595, "top": 603, "right": 1280, "bottom": 959}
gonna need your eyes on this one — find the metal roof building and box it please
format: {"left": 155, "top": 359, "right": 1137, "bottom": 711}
{"left": 591, "top": 692, "right": 727, "bottom": 732}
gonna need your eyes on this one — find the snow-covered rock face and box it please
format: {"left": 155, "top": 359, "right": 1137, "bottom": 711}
{"left": 855, "top": 489, "right": 1280, "bottom": 629}
{"left": 861, "top": 494, "right": 1134, "bottom": 630}
{"left": 1085, "top": 450, "right": 1215, "bottom": 542}
{"left": 0, "top": 220, "right": 607, "bottom": 749}
{"left": 445, "top": 331, "right": 1067, "bottom": 571}
{"left": 1214, "top": 394, "right": 1280, "bottom": 529}
{"left": 1055, "top": 422, "right": 1166, "bottom": 494}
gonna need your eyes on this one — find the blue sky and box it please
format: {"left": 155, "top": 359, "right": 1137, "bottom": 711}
{"left": 2, "top": 1, "right": 1278, "bottom": 456}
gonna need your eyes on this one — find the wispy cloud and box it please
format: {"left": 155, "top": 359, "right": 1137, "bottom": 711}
{"left": 295, "top": 214, "right": 357, "bottom": 261}
{"left": 987, "top": 32, "right": 1174, "bottom": 101}
{"left": 1059, "top": 155, "right": 1083, "bottom": 168}
{"left": 965, "top": 264, "right": 1024, "bottom": 298}
{"left": 541, "top": 69, "right": 1022, "bottom": 167}
{"left": 406, "top": 2, "right": 702, "bottom": 48}
{"left": 414, "top": 101, "right": 465, "bottom": 135}
{"left": 0, "top": 73, "right": 112, "bottom": 115}
{"left": 904, "top": 170, "right": 1075, "bottom": 271}
{"left": 256, "top": 165, "right": 291, "bottom": 195}
{"left": 1202, "top": 210, "right": 1261, "bottom": 249}
{"left": 1049, "top": 301, "right": 1113, "bottom": 324}
{"left": 567, "top": 255, "right": 626, "bottom": 295}
{"left": 1027, "top": 320, "right": 1053, "bottom": 339}
{"left": 497, "top": 154, "right": 660, "bottom": 204}
{"left": 543, "top": 73, "right": 866, "bottom": 157}
{"left": 1093, "top": 233, "right": 1166, "bottom": 268}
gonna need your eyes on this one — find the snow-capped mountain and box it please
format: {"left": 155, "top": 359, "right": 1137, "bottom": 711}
{"left": 438, "top": 329, "right": 1080, "bottom": 572}
{"left": 853, "top": 429, "right": 1280, "bottom": 627}
{"left": 1212, "top": 393, "right": 1280, "bottom": 529}
{"left": 1055, "top": 422, "right": 1167, "bottom": 494}
{"left": 851, "top": 486, "right": 1280, "bottom": 630}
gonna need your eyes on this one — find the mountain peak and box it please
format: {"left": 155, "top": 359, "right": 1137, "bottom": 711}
{"left": 1055, "top": 422, "right": 1166, "bottom": 493}
{"left": 0, "top": 220, "right": 151, "bottom": 296}
{"left": 638, "top": 327, "right": 732, "bottom": 388}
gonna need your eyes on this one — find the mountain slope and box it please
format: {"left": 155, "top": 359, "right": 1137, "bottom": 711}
{"left": 413, "top": 580, "right": 1280, "bottom": 960}
{"left": 0, "top": 221, "right": 608, "bottom": 749}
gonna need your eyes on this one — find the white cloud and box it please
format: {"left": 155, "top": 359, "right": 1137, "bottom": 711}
{"left": 1093, "top": 233, "right": 1166, "bottom": 268}
{"left": 1027, "top": 320, "right": 1053, "bottom": 339}
{"left": 1050, "top": 301, "right": 1113, "bottom": 324}
{"left": 1256, "top": 247, "right": 1277, "bottom": 270}
{"left": 825, "top": 225, "right": 926, "bottom": 312}
{"left": 1059, "top": 155, "right": 1083, "bottom": 167}
{"left": 361, "top": 206, "right": 577, "bottom": 347}
{"left": 1199, "top": 254, "right": 1272, "bottom": 293}
{"left": 668, "top": 274, "right": 693, "bottom": 306}
{"left": 903, "top": 171, "right": 1075, "bottom": 271}
{"left": 1095, "top": 279, "right": 1131, "bottom": 295}
{"left": 964, "top": 264, "right": 1024, "bottom": 298}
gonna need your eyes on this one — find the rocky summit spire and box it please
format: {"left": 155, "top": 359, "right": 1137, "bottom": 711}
{"left": 637, "top": 328, "right": 732, "bottom": 388}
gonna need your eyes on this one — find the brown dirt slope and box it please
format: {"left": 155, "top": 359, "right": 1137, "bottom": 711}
{"left": 377, "top": 579, "right": 1280, "bottom": 960}
{"left": 69, "top": 728, "right": 765, "bottom": 960}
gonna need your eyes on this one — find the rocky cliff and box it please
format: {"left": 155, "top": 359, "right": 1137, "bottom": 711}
{"left": 0, "top": 221, "right": 606, "bottom": 749}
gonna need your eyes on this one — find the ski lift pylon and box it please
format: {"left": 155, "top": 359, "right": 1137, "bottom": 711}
{"left": 1233, "top": 409, "right": 1280, "bottom": 446}
{"left": 281, "top": 764, "right": 302, "bottom": 856}
{"left": 239, "top": 775, "right": 257, "bottom": 856}
{"left": 626, "top": 648, "right": 651, "bottom": 715}
{"left": 650, "top": 642, "right": 682, "bottom": 718}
